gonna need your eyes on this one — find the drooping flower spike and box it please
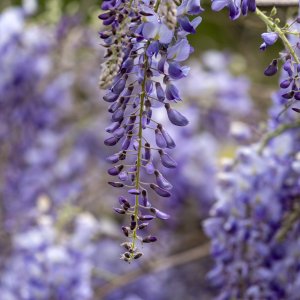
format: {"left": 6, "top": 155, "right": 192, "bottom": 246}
{"left": 99, "top": 0, "right": 202, "bottom": 261}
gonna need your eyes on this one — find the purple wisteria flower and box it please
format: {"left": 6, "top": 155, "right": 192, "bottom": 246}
{"left": 99, "top": 0, "right": 203, "bottom": 261}
{"left": 211, "top": 0, "right": 256, "bottom": 20}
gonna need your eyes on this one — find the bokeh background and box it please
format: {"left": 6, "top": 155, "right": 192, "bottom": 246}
{"left": 0, "top": 0, "right": 294, "bottom": 299}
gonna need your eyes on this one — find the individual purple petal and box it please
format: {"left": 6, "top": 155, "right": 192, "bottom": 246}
{"left": 112, "top": 108, "right": 124, "bottom": 122}
{"left": 146, "top": 41, "right": 160, "bottom": 57}
{"left": 280, "top": 78, "right": 292, "bottom": 89}
{"left": 144, "top": 143, "right": 151, "bottom": 161}
{"left": 114, "top": 208, "right": 126, "bottom": 214}
{"left": 261, "top": 32, "right": 278, "bottom": 46}
{"left": 103, "top": 91, "right": 119, "bottom": 102}
{"left": 119, "top": 171, "right": 129, "bottom": 181}
{"left": 178, "top": 0, "right": 204, "bottom": 15}
{"left": 155, "top": 128, "right": 167, "bottom": 148}
{"left": 141, "top": 189, "right": 150, "bottom": 207}
{"left": 106, "top": 122, "right": 121, "bottom": 133}
{"left": 159, "top": 150, "right": 177, "bottom": 168}
{"left": 108, "top": 165, "right": 123, "bottom": 176}
{"left": 157, "top": 23, "right": 173, "bottom": 44}
{"left": 104, "top": 136, "right": 120, "bottom": 146}
{"left": 159, "top": 125, "right": 176, "bottom": 148}
{"left": 150, "top": 208, "right": 170, "bottom": 220}
{"left": 106, "top": 153, "right": 120, "bottom": 164}
{"left": 166, "top": 82, "right": 181, "bottom": 101}
{"left": 139, "top": 215, "right": 155, "bottom": 221}
{"left": 128, "top": 188, "right": 141, "bottom": 195}
{"left": 121, "top": 133, "right": 132, "bottom": 150}
{"left": 113, "top": 127, "right": 125, "bottom": 138}
{"left": 167, "top": 39, "right": 191, "bottom": 62}
{"left": 154, "top": 170, "right": 173, "bottom": 190}
{"left": 178, "top": 16, "right": 197, "bottom": 34}
{"left": 294, "top": 92, "right": 300, "bottom": 100}
{"left": 150, "top": 183, "right": 171, "bottom": 197}
{"left": 158, "top": 56, "right": 166, "bottom": 73}
{"left": 145, "top": 161, "right": 155, "bottom": 174}
{"left": 142, "top": 236, "right": 157, "bottom": 243}
{"left": 108, "top": 182, "right": 124, "bottom": 188}
{"left": 165, "top": 103, "right": 189, "bottom": 126}
{"left": 155, "top": 82, "right": 165, "bottom": 102}
{"left": 168, "top": 62, "right": 190, "bottom": 79}
{"left": 112, "top": 76, "right": 127, "bottom": 94}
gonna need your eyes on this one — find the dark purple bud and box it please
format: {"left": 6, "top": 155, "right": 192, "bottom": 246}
{"left": 108, "top": 165, "right": 124, "bottom": 176}
{"left": 128, "top": 189, "right": 140, "bottom": 195}
{"left": 103, "top": 15, "right": 115, "bottom": 26}
{"left": 138, "top": 222, "right": 149, "bottom": 230}
{"left": 119, "top": 151, "right": 127, "bottom": 161}
{"left": 108, "top": 182, "right": 124, "bottom": 188}
{"left": 119, "top": 196, "right": 130, "bottom": 207}
{"left": 165, "top": 103, "right": 189, "bottom": 126}
{"left": 130, "top": 221, "right": 137, "bottom": 230}
{"left": 104, "top": 136, "right": 120, "bottom": 146}
{"left": 141, "top": 189, "right": 149, "bottom": 207}
{"left": 155, "top": 82, "right": 165, "bottom": 102}
{"left": 264, "top": 59, "right": 278, "bottom": 76}
{"left": 294, "top": 92, "right": 300, "bottom": 100}
{"left": 144, "top": 143, "right": 151, "bottom": 161}
{"left": 280, "top": 78, "right": 292, "bottom": 89}
{"left": 150, "top": 183, "right": 171, "bottom": 198}
{"left": 292, "top": 107, "right": 300, "bottom": 113}
{"left": 114, "top": 208, "right": 126, "bottom": 214}
{"left": 139, "top": 215, "right": 155, "bottom": 221}
{"left": 103, "top": 91, "right": 119, "bottom": 102}
{"left": 158, "top": 56, "right": 166, "bottom": 73}
{"left": 122, "top": 226, "right": 130, "bottom": 237}
{"left": 282, "top": 91, "right": 294, "bottom": 99}
{"left": 158, "top": 150, "right": 177, "bottom": 168}
{"left": 150, "top": 208, "right": 170, "bottom": 220}
{"left": 134, "top": 252, "right": 143, "bottom": 259}
{"left": 142, "top": 236, "right": 157, "bottom": 243}
{"left": 154, "top": 170, "right": 173, "bottom": 190}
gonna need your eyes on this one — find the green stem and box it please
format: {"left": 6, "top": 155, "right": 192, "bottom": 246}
{"left": 154, "top": 0, "right": 161, "bottom": 12}
{"left": 259, "top": 120, "right": 300, "bottom": 153}
{"left": 255, "top": 8, "right": 300, "bottom": 64}
{"left": 131, "top": 43, "right": 150, "bottom": 257}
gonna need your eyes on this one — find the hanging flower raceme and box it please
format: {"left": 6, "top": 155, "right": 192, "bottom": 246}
{"left": 99, "top": 0, "right": 202, "bottom": 261}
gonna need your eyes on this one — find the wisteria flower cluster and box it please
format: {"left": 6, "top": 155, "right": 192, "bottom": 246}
{"left": 99, "top": 0, "right": 203, "bottom": 261}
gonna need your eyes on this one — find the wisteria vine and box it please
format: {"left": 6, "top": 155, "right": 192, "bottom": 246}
{"left": 98, "top": 0, "right": 300, "bottom": 270}
{"left": 99, "top": 0, "right": 202, "bottom": 261}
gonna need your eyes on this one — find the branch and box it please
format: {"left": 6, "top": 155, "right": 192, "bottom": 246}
{"left": 256, "top": 0, "right": 299, "bottom": 6}
{"left": 95, "top": 243, "right": 210, "bottom": 297}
